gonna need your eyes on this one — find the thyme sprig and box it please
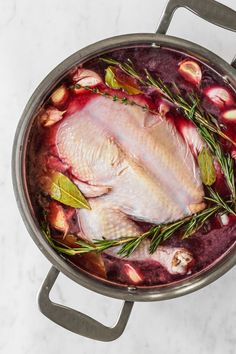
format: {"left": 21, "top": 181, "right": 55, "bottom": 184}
{"left": 73, "top": 84, "right": 157, "bottom": 114}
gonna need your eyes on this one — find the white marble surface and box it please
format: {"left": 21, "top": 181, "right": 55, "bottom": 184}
{"left": 1, "top": 0, "right": 236, "bottom": 353}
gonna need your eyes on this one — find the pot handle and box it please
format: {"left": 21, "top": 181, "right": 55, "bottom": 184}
{"left": 156, "top": 0, "right": 236, "bottom": 34}
{"left": 38, "top": 266, "right": 134, "bottom": 341}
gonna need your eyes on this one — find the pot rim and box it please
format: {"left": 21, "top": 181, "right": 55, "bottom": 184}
{"left": 12, "top": 32, "right": 236, "bottom": 302}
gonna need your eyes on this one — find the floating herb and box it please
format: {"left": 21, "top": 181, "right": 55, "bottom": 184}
{"left": 105, "top": 66, "right": 121, "bottom": 90}
{"left": 47, "top": 171, "right": 90, "bottom": 209}
{"left": 105, "top": 66, "right": 141, "bottom": 94}
{"left": 205, "top": 187, "right": 236, "bottom": 216}
{"left": 100, "top": 57, "right": 146, "bottom": 84}
{"left": 198, "top": 147, "right": 216, "bottom": 186}
{"left": 149, "top": 204, "right": 221, "bottom": 252}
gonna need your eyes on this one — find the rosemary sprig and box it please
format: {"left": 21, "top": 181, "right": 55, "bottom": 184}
{"left": 149, "top": 204, "right": 220, "bottom": 253}
{"left": 100, "top": 57, "right": 236, "bottom": 147}
{"left": 41, "top": 216, "right": 148, "bottom": 257}
{"left": 100, "top": 57, "right": 235, "bottom": 199}
{"left": 42, "top": 199, "right": 226, "bottom": 258}
{"left": 43, "top": 224, "right": 147, "bottom": 257}
{"left": 205, "top": 187, "right": 236, "bottom": 216}
{"left": 116, "top": 231, "right": 153, "bottom": 257}
{"left": 151, "top": 84, "right": 236, "bottom": 200}
{"left": 150, "top": 78, "right": 235, "bottom": 146}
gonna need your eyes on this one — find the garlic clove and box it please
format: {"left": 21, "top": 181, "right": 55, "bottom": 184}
{"left": 39, "top": 107, "right": 65, "bottom": 127}
{"left": 51, "top": 84, "right": 69, "bottom": 107}
{"left": 204, "top": 86, "right": 234, "bottom": 108}
{"left": 219, "top": 213, "right": 229, "bottom": 226}
{"left": 48, "top": 201, "right": 69, "bottom": 234}
{"left": 178, "top": 60, "right": 202, "bottom": 85}
{"left": 222, "top": 109, "right": 236, "bottom": 122}
{"left": 124, "top": 263, "right": 143, "bottom": 284}
{"left": 72, "top": 68, "right": 102, "bottom": 93}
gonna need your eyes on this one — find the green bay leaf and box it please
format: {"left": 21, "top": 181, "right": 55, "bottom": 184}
{"left": 198, "top": 147, "right": 216, "bottom": 186}
{"left": 105, "top": 66, "right": 141, "bottom": 95}
{"left": 105, "top": 66, "right": 121, "bottom": 90}
{"left": 49, "top": 171, "right": 91, "bottom": 209}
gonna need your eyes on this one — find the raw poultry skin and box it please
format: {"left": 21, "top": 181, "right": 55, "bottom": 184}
{"left": 55, "top": 95, "right": 205, "bottom": 274}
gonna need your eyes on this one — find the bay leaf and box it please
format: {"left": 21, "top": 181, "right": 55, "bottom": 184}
{"left": 105, "top": 66, "right": 121, "bottom": 90}
{"left": 48, "top": 171, "right": 91, "bottom": 209}
{"left": 105, "top": 66, "right": 141, "bottom": 95}
{"left": 198, "top": 147, "right": 216, "bottom": 186}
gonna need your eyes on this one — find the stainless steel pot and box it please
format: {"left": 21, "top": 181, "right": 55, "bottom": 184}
{"left": 12, "top": 0, "right": 236, "bottom": 342}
